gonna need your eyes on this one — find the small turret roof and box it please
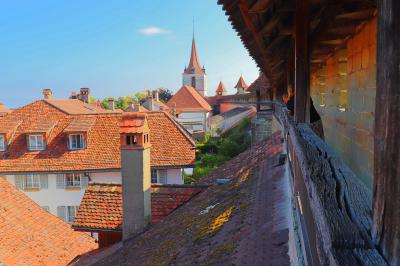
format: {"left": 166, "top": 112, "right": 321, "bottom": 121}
{"left": 216, "top": 81, "right": 227, "bottom": 93}
{"left": 234, "top": 75, "right": 249, "bottom": 89}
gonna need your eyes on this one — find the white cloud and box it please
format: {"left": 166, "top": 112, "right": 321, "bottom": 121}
{"left": 138, "top": 27, "right": 170, "bottom": 36}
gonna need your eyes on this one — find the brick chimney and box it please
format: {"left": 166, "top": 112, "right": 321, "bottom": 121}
{"left": 153, "top": 89, "right": 160, "bottom": 102}
{"left": 133, "top": 103, "right": 140, "bottom": 112}
{"left": 70, "top": 91, "right": 78, "bottom": 99}
{"left": 42, "top": 88, "right": 52, "bottom": 99}
{"left": 79, "top": 88, "right": 90, "bottom": 103}
{"left": 108, "top": 97, "right": 115, "bottom": 111}
{"left": 120, "top": 113, "right": 151, "bottom": 240}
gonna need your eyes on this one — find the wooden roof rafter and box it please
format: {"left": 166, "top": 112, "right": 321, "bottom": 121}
{"left": 218, "top": 0, "right": 376, "bottom": 92}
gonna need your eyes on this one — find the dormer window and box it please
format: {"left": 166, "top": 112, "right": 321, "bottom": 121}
{"left": 28, "top": 134, "right": 45, "bottom": 151}
{"left": 69, "top": 134, "right": 85, "bottom": 150}
{"left": 0, "top": 135, "right": 5, "bottom": 151}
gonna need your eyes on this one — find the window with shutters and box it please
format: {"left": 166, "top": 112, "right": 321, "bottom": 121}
{"left": 57, "top": 206, "right": 79, "bottom": 223}
{"left": 0, "top": 135, "right": 5, "bottom": 151}
{"left": 65, "top": 173, "right": 81, "bottom": 188}
{"left": 151, "top": 169, "right": 158, "bottom": 183}
{"left": 28, "top": 134, "right": 45, "bottom": 151}
{"left": 69, "top": 134, "right": 85, "bottom": 150}
{"left": 24, "top": 174, "right": 40, "bottom": 189}
{"left": 57, "top": 173, "right": 89, "bottom": 189}
{"left": 17, "top": 174, "right": 48, "bottom": 190}
{"left": 158, "top": 170, "right": 167, "bottom": 184}
{"left": 67, "top": 206, "right": 78, "bottom": 223}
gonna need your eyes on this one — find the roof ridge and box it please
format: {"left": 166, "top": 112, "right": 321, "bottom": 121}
{"left": 160, "top": 111, "right": 196, "bottom": 147}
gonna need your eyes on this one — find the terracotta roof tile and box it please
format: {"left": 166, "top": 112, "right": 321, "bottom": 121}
{"left": 183, "top": 37, "right": 204, "bottom": 75}
{"left": 234, "top": 75, "right": 248, "bottom": 89}
{"left": 45, "top": 99, "right": 120, "bottom": 115}
{"left": 0, "top": 178, "right": 97, "bottom": 265}
{"left": 0, "top": 101, "right": 195, "bottom": 173}
{"left": 25, "top": 119, "right": 57, "bottom": 133}
{"left": 64, "top": 117, "right": 96, "bottom": 132}
{"left": 166, "top": 85, "right": 212, "bottom": 113}
{"left": 0, "top": 118, "right": 21, "bottom": 135}
{"left": 215, "top": 81, "right": 227, "bottom": 93}
{"left": 72, "top": 183, "right": 205, "bottom": 230}
{"left": 146, "top": 112, "right": 196, "bottom": 167}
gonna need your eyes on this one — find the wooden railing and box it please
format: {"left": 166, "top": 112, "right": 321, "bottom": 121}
{"left": 272, "top": 103, "right": 387, "bottom": 266}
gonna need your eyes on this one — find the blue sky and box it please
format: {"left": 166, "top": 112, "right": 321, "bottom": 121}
{"left": 0, "top": 0, "right": 259, "bottom": 108}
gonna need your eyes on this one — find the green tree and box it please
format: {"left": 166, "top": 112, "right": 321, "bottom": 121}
{"left": 158, "top": 88, "right": 173, "bottom": 103}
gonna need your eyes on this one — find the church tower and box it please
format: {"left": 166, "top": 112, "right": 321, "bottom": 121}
{"left": 182, "top": 37, "right": 208, "bottom": 96}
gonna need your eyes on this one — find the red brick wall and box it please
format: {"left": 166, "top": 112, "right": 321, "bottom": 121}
{"left": 311, "top": 18, "right": 377, "bottom": 187}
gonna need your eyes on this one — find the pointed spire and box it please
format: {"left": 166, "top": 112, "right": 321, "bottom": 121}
{"left": 234, "top": 75, "right": 249, "bottom": 90}
{"left": 215, "top": 81, "right": 227, "bottom": 96}
{"left": 184, "top": 36, "right": 204, "bottom": 75}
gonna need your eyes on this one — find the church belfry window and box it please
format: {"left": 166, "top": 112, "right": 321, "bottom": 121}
{"left": 191, "top": 77, "right": 196, "bottom": 88}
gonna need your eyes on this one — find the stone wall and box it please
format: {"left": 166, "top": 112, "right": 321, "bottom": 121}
{"left": 310, "top": 18, "right": 376, "bottom": 187}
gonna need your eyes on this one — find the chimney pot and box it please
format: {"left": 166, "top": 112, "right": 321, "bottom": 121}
{"left": 172, "top": 103, "right": 177, "bottom": 117}
{"left": 154, "top": 89, "right": 160, "bottom": 102}
{"left": 79, "top": 88, "right": 91, "bottom": 103}
{"left": 108, "top": 97, "right": 115, "bottom": 111}
{"left": 42, "top": 88, "right": 52, "bottom": 100}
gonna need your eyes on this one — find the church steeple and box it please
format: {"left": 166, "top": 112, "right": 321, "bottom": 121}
{"left": 184, "top": 37, "right": 204, "bottom": 75}
{"left": 182, "top": 34, "right": 208, "bottom": 96}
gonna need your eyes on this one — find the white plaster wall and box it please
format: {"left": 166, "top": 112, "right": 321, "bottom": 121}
{"left": 91, "top": 171, "right": 121, "bottom": 183}
{"left": 5, "top": 171, "right": 121, "bottom": 217}
{"left": 4, "top": 168, "right": 184, "bottom": 219}
{"left": 177, "top": 111, "right": 209, "bottom": 132}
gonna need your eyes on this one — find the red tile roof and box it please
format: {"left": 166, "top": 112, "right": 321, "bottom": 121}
{"left": 0, "top": 178, "right": 97, "bottom": 265}
{"left": 45, "top": 99, "right": 120, "bottom": 115}
{"left": 0, "top": 101, "right": 195, "bottom": 173}
{"left": 64, "top": 117, "right": 97, "bottom": 132}
{"left": 183, "top": 37, "right": 204, "bottom": 75}
{"left": 146, "top": 111, "right": 195, "bottom": 167}
{"left": 72, "top": 183, "right": 205, "bottom": 231}
{"left": 215, "top": 81, "right": 227, "bottom": 93}
{"left": 234, "top": 75, "right": 248, "bottom": 89}
{"left": 0, "top": 103, "right": 10, "bottom": 116}
{"left": 25, "top": 119, "right": 57, "bottom": 133}
{"left": 247, "top": 72, "right": 271, "bottom": 93}
{"left": 166, "top": 85, "right": 212, "bottom": 113}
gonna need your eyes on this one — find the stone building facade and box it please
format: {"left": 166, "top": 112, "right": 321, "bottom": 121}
{"left": 311, "top": 18, "right": 377, "bottom": 187}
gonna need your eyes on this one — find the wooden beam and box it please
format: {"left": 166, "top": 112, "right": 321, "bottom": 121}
{"left": 249, "top": 0, "right": 272, "bottom": 13}
{"left": 310, "top": 4, "right": 343, "bottom": 50}
{"left": 238, "top": 0, "right": 274, "bottom": 89}
{"left": 373, "top": 1, "right": 400, "bottom": 265}
{"left": 294, "top": 0, "right": 310, "bottom": 123}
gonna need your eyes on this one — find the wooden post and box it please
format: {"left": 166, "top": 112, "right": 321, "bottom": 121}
{"left": 294, "top": 0, "right": 310, "bottom": 123}
{"left": 374, "top": 1, "right": 400, "bottom": 265}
